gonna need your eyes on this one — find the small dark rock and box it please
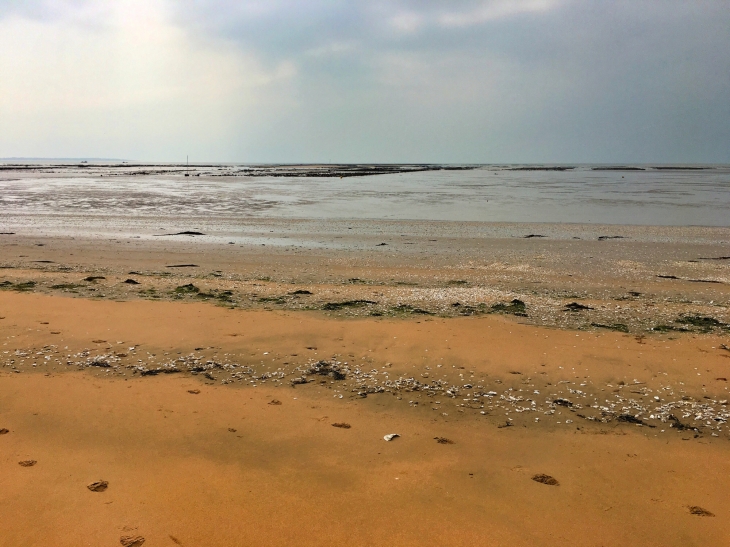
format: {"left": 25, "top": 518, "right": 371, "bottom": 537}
{"left": 532, "top": 474, "right": 559, "bottom": 486}
{"left": 87, "top": 480, "right": 108, "bottom": 492}
{"left": 120, "top": 536, "right": 146, "bottom": 547}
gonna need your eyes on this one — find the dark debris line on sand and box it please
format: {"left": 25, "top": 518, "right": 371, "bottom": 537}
{"left": 2, "top": 255, "right": 728, "bottom": 332}
{"left": 4, "top": 349, "right": 730, "bottom": 437}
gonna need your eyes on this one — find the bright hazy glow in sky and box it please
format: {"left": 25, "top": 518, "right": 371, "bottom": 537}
{"left": 1, "top": 0, "right": 728, "bottom": 163}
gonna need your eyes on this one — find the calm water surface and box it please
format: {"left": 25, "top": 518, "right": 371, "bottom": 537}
{"left": 1, "top": 166, "right": 728, "bottom": 226}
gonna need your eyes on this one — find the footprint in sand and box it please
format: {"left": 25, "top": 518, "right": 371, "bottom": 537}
{"left": 187, "top": 389, "right": 200, "bottom": 394}
{"left": 0, "top": 428, "right": 9, "bottom": 435}
{"left": 18, "top": 460, "right": 37, "bottom": 467}
{"left": 332, "top": 423, "right": 351, "bottom": 429}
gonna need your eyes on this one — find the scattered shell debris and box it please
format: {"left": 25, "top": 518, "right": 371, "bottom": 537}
{"left": 2, "top": 348, "right": 730, "bottom": 437}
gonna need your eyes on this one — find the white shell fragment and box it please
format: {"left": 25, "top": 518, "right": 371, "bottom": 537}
{"left": 383, "top": 433, "right": 400, "bottom": 441}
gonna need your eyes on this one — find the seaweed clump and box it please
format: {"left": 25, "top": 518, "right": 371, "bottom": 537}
{"left": 322, "top": 300, "right": 377, "bottom": 311}
{"left": 675, "top": 315, "right": 726, "bottom": 332}
{"left": 0, "top": 280, "right": 36, "bottom": 292}
{"left": 591, "top": 322, "right": 629, "bottom": 333}
{"left": 489, "top": 299, "right": 527, "bottom": 317}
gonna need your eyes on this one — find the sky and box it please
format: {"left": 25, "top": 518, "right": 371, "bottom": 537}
{"left": 0, "top": 0, "right": 728, "bottom": 163}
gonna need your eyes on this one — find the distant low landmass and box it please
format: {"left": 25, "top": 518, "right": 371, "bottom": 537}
{"left": 0, "top": 157, "right": 127, "bottom": 162}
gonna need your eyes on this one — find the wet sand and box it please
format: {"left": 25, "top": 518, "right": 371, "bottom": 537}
{"left": 0, "top": 227, "right": 728, "bottom": 331}
{"left": 2, "top": 290, "right": 730, "bottom": 546}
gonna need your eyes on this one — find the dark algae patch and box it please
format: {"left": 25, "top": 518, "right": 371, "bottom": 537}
{"left": 391, "top": 304, "right": 433, "bottom": 316}
{"left": 0, "top": 280, "right": 36, "bottom": 291}
{"left": 675, "top": 315, "right": 727, "bottom": 332}
{"left": 489, "top": 299, "right": 527, "bottom": 317}
{"left": 591, "top": 322, "right": 629, "bottom": 333}
{"left": 565, "top": 302, "right": 593, "bottom": 311}
{"left": 617, "top": 414, "right": 654, "bottom": 427}
{"left": 322, "top": 300, "right": 377, "bottom": 311}
{"left": 452, "top": 302, "right": 489, "bottom": 316}
{"left": 668, "top": 415, "right": 698, "bottom": 432}
{"left": 174, "top": 283, "right": 200, "bottom": 294}
{"left": 651, "top": 324, "right": 690, "bottom": 333}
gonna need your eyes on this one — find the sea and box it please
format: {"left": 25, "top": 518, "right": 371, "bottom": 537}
{"left": 0, "top": 165, "right": 728, "bottom": 243}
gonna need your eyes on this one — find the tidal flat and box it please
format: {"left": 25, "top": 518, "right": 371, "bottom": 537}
{"left": 1, "top": 164, "right": 730, "bottom": 546}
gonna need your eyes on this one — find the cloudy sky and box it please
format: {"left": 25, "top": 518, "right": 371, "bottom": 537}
{"left": 0, "top": 0, "right": 728, "bottom": 163}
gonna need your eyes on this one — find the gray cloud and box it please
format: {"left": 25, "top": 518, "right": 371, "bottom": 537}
{"left": 1, "top": 0, "right": 728, "bottom": 162}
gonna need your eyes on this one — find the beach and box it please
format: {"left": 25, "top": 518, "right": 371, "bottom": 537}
{"left": 1, "top": 165, "right": 730, "bottom": 545}
{"left": 2, "top": 292, "right": 730, "bottom": 546}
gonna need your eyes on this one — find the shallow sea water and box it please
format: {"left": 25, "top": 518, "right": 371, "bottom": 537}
{"left": 1, "top": 165, "right": 729, "bottom": 227}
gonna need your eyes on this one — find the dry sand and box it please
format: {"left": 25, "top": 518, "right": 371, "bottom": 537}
{"left": 2, "top": 287, "right": 730, "bottom": 546}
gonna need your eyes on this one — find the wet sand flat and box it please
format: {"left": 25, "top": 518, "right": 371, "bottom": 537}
{"left": 0, "top": 229, "right": 729, "bottom": 332}
{"left": 2, "top": 292, "right": 730, "bottom": 546}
